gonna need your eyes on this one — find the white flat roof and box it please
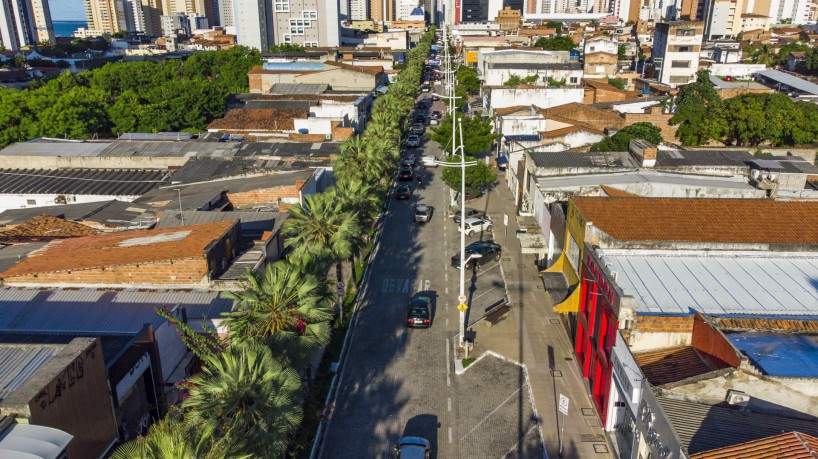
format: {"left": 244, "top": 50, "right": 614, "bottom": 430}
{"left": 536, "top": 170, "right": 753, "bottom": 191}
{"left": 599, "top": 249, "right": 818, "bottom": 316}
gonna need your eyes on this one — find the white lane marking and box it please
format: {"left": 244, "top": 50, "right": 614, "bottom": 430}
{"left": 446, "top": 338, "right": 451, "bottom": 387}
{"left": 474, "top": 263, "right": 500, "bottom": 277}
{"left": 446, "top": 318, "right": 449, "bottom": 327}
{"left": 448, "top": 427, "right": 453, "bottom": 444}
{"left": 445, "top": 273, "right": 448, "bottom": 282}
{"left": 445, "top": 287, "right": 449, "bottom": 295}
{"left": 472, "top": 286, "right": 498, "bottom": 301}
{"left": 448, "top": 397, "right": 452, "bottom": 412}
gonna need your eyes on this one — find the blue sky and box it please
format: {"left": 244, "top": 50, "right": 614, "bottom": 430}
{"left": 49, "top": 0, "right": 86, "bottom": 21}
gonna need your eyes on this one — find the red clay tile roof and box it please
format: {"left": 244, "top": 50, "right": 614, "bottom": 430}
{"left": 207, "top": 108, "right": 308, "bottom": 131}
{"left": 494, "top": 105, "right": 532, "bottom": 115}
{"left": 540, "top": 124, "right": 604, "bottom": 137}
{"left": 0, "top": 215, "right": 96, "bottom": 242}
{"left": 599, "top": 185, "right": 637, "bottom": 197}
{"left": 634, "top": 346, "right": 713, "bottom": 386}
{"left": 571, "top": 197, "right": 818, "bottom": 244}
{"left": 0, "top": 221, "right": 234, "bottom": 278}
{"left": 691, "top": 432, "right": 818, "bottom": 459}
{"left": 322, "top": 60, "right": 383, "bottom": 75}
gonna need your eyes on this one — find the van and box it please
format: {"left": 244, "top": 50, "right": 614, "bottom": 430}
{"left": 422, "top": 155, "right": 437, "bottom": 167}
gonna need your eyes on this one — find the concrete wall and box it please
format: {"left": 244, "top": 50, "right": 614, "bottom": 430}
{"left": 228, "top": 182, "right": 304, "bottom": 208}
{"left": 626, "top": 315, "right": 694, "bottom": 352}
{"left": 497, "top": 116, "right": 547, "bottom": 136}
{"left": 488, "top": 87, "right": 584, "bottom": 110}
{"left": 0, "top": 155, "right": 186, "bottom": 170}
{"left": 0, "top": 193, "right": 140, "bottom": 213}
{"left": 296, "top": 68, "right": 379, "bottom": 91}
{"left": 250, "top": 72, "right": 298, "bottom": 94}
{"left": 3, "top": 258, "right": 211, "bottom": 287}
{"left": 484, "top": 68, "right": 583, "bottom": 86}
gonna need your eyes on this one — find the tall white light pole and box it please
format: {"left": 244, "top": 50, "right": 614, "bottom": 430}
{"left": 457, "top": 117, "right": 469, "bottom": 347}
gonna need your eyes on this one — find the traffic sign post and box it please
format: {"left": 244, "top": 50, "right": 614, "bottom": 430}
{"left": 503, "top": 214, "right": 508, "bottom": 242}
{"left": 558, "top": 394, "right": 569, "bottom": 457}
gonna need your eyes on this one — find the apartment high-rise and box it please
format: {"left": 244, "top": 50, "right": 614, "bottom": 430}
{"left": 130, "top": 0, "right": 163, "bottom": 34}
{"left": 218, "top": 0, "right": 234, "bottom": 25}
{"left": 703, "top": 0, "right": 745, "bottom": 38}
{"left": 651, "top": 21, "right": 703, "bottom": 88}
{"left": 85, "top": 0, "right": 164, "bottom": 35}
{"left": 235, "top": 0, "right": 339, "bottom": 49}
{"left": 0, "top": 0, "right": 54, "bottom": 49}
{"left": 349, "top": 0, "right": 368, "bottom": 20}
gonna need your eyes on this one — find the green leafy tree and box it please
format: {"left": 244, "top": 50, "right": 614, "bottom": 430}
{"left": 440, "top": 154, "right": 497, "bottom": 195}
{"left": 456, "top": 66, "right": 480, "bottom": 92}
{"left": 428, "top": 114, "right": 495, "bottom": 155}
{"left": 670, "top": 70, "right": 726, "bottom": 146}
{"left": 544, "top": 20, "right": 563, "bottom": 34}
{"left": 268, "top": 43, "right": 306, "bottom": 52}
{"left": 534, "top": 36, "right": 575, "bottom": 51}
{"left": 545, "top": 77, "right": 565, "bottom": 87}
{"left": 617, "top": 44, "right": 627, "bottom": 60}
{"left": 183, "top": 341, "right": 304, "bottom": 458}
{"left": 591, "top": 122, "right": 663, "bottom": 151}
{"left": 607, "top": 77, "right": 626, "bottom": 90}
{"left": 745, "top": 43, "right": 778, "bottom": 65}
{"left": 719, "top": 93, "right": 818, "bottom": 146}
{"left": 504, "top": 74, "right": 523, "bottom": 86}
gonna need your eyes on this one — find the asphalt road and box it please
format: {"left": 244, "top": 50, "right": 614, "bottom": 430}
{"left": 319, "top": 88, "right": 542, "bottom": 459}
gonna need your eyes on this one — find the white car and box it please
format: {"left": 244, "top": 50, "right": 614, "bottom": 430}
{"left": 406, "top": 135, "right": 420, "bottom": 148}
{"left": 422, "top": 155, "right": 437, "bottom": 167}
{"left": 458, "top": 217, "right": 493, "bottom": 237}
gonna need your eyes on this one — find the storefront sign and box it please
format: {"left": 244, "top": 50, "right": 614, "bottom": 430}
{"left": 585, "top": 252, "right": 617, "bottom": 306}
{"left": 115, "top": 352, "right": 151, "bottom": 402}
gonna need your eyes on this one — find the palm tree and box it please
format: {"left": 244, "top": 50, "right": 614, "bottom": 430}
{"left": 749, "top": 44, "right": 778, "bottom": 66}
{"left": 334, "top": 178, "right": 381, "bottom": 277}
{"left": 335, "top": 136, "right": 389, "bottom": 184}
{"left": 183, "top": 341, "right": 303, "bottom": 458}
{"left": 223, "top": 261, "right": 333, "bottom": 355}
{"left": 110, "top": 415, "right": 242, "bottom": 459}
{"left": 282, "top": 190, "right": 360, "bottom": 287}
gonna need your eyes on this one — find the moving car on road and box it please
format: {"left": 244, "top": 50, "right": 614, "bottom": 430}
{"left": 406, "top": 297, "right": 432, "bottom": 328}
{"left": 450, "top": 241, "right": 502, "bottom": 270}
{"left": 395, "top": 436, "right": 431, "bottom": 458}
{"left": 459, "top": 217, "right": 492, "bottom": 237}
{"left": 396, "top": 184, "right": 412, "bottom": 200}
{"left": 422, "top": 155, "right": 437, "bottom": 167}
{"left": 410, "top": 123, "right": 425, "bottom": 135}
{"left": 414, "top": 204, "right": 433, "bottom": 222}
{"left": 453, "top": 207, "right": 486, "bottom": 223}
{"left": 398, "top": 167, "right": 413, "bottom": 181}
{"left": 406, "top": 135, "right": 420, "bottom": 148}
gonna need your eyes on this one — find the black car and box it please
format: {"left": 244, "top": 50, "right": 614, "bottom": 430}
{"left": 406, "top": 296, "right": 432, "bottom": 328}
{"left": 415, "top": 114, "right": 426, "bottom": 123}
{"left": 453, "top": 207, "right": 486, "bottom": 223}
{"left": 416, "top": 100, "right": 427, "bottom": 110}
{"left": 396, "top": 184, "right": 411, "bottom": 200}
{"left": 430, "top": 110, "right": 442, "bottom": 119}
{"left": 398, "top": 167, "right": 413, "bottom": 181}
{"left": 431, "top": 94, "right": 440, "bottom": 101}
{"left": 450, "top": 241, "right": 502, "bottom": 270}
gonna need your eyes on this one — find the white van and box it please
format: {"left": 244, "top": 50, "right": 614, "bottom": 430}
{"left": 422, "top": 155, "right": 438, "bottom": 167}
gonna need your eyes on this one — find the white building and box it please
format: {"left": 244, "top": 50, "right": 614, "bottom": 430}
{"left": 348, "top": 0, "right": 368, "bottom": 20}
{"left": 485, "top": 86, "right": 585, "bottom": 111}
{"left": 652, "top": 21, "right": 704, "bottom": 88}
{"left": 235, "top": 0, "right": 339, "bottom": 49}
{"left": 0, "top": 0, "right": 53, "bottom": 50}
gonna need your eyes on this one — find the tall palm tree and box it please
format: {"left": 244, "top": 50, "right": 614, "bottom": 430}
{"left": 110, "top": 416, "right": 242, "bottom": 459}
{"left": 749, "top": 44, "right": 778, "bottom": 66}
{"left": 334, "top": 178, "right": 381, "bottom": 277}
{"left": 183, "top": 341, "right": 303, "bottom": 458}
{"left": 282, "top": 189, "right": 360, "bottom": 286}
{"left": 223, "top": 261, "right": 333, "bottom": 354}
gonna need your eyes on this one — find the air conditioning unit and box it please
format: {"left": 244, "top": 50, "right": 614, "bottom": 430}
{"left": 726, "top": 389, "right": 750, "bottom": 406}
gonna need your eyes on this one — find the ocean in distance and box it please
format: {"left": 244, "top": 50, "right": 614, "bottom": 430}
{"left": 53, "top": 20, "right": 87, "bottom": 37}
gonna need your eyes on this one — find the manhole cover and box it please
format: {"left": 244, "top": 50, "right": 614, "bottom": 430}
{"left": 550, "top": 370, "right": 562, "bottom": 377}
{"left": 564, "top": 357, "right": 573, "bottom": 361}
{"left": 550, "top": 319, "right": 561, "bottom": 324}
{"left": 594, "top": 444, "right": 609, "bottom": 453}
{"left": 582, "top": 408, "right": 596, "bottom": 416}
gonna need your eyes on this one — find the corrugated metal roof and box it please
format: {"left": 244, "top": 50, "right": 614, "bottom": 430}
{"left": 156, "top": 210, "right": 286, "bottom": 239}
{"left": 0, "top": 332, "right": 136, "bottom": 368}
{"left": 0, "top": 169, "right": 171, "bottom": 196}
{"left": 0, "top": 142, "right": 112, "bottom": 157}
{"left": 270, "top": 83, "right": 328, "bottom": 95}
{"left": 0, "top": 243, "right": 47, "bottom": 273}
{"left": 117, "top": 132, "right": 195, "bottom": 141}
{"left": 0, "top": 288, "right": 234, "bottom": 334}
{"left": 600, "top": 249, "right": 818, "bottom": 316}
{"left": 757, "top": 70, "right": 818, "bottom": 96}
{"left": 658, "top": 396, "right": 818, "bottom": 455}
{"left": 528, "top": 151, "right": 637, "bottom": 169}
{"left": 536, "top": 170, "right": 753, "bottom": 191}
{"left": 0, "top": 346, "right": 62, "bottom": 401}
{"left": 0, "top": 200, "right": 156, "bottom": 228}
{"left": 656, "top": 149, "right": 754, "bottom": 167}
{"left": 168, "top": 158, "right": 282, "bottom": 184}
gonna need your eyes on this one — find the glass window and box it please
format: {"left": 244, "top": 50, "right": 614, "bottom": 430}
{"left": 671, "top": 60, "right": 690, "bottom": 68}
{"left": 675, "top": 28, "right": 695, "bottom": 36}
{"left": 274, "top": 0, "right": 288, "bottom": 11}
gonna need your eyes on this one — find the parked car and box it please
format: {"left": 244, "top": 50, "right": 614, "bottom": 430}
{"left": 459, "top": 217, "right": 492, "bottom": 237}
{"left": 401, "top": 157, "right": 415, "bottom": 168}
{"left": 421, "top": 85, "right": 431, "bottom": 92}
{"left": 415, "top": 114, "right": 426, "bottom": 123}
{"left": 453, "top": 207, "right": 486, "bottom": 223}
{"left": 431, "top": 94, "right": 440, "bottom": 101}
{"left": 406, "top": 296, "right": 432, "bottom": 328}
{"left": 450, "top": 241, "right": 502, "bottom": 270}
{"left": 430, "top": 110, "right": 442, "bottom": 120}
{"left": 398, "top": 167, "right": 413, "bottom": 181}
{"left": 396, "top": 436, "right": 431, "bottom": 458}
{"left": 410, "top": 123, "right": 425, "bottom": 135}
{"left": 415, "top": 100, "right": 427, "bottom": 110}
{"left": 406, "top": 135, "right": 420, "bottom": 148}
{"left": 430, "top": 118, "right": 439, "bottom": 126}
{"left": 396, "top": 184, "right": 412, "bottom": 199}
{"left": 422, "top": 155, "right": 437, "bottom": 167}
{"left": 414, "top": 204, "right": 433, "bottom": 222}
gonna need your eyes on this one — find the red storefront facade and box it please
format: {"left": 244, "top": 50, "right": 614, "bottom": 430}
{"left": 574, "top": 244, "right": 621, "bottom": 426}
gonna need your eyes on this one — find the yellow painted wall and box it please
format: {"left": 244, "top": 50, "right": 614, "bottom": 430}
{"left": 547, "top": 199, "right": 587, "bottom": 313}
{"left": 466, "top": 50, "right": 479, "bottom": 63}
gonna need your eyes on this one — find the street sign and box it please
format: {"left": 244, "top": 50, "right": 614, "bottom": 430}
{"left": 457, "top": 303, "right": 468, "bottom": 312}
{"left": 337, "top": 281, "right": 345, "bottom": 289}
{"left": 458, "top": 294, "right": 467, "bottom": 303}
{"left": 559, "top": 394, "right": 569, "bottom": 416}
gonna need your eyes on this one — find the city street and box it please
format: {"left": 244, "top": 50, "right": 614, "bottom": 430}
{"left": 319, "top": 90, "right": 543, "bottom": 458}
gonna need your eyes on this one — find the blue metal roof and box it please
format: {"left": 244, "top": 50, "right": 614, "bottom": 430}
{"left": 727, "top": 332, "right": 818, "bottom": 378}
{"left": 262, "top": 61, "right": 326, "bottom": 71}
{"left": 505, "top": 135, "right": 540, "bottom": 143}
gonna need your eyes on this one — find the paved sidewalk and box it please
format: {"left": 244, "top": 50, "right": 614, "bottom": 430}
{"left": 467, "top": 175, "right": 614, "bottom": 459}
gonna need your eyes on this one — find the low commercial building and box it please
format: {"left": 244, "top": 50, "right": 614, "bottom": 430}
{"left": 483, "top": 85, "right": 585, "bottom": 111}
{"left": 755, "top": 69, "right": 818, "bottom": 101}
{"left": 482, "top": 62, "right": 583, "bottom": 86}
{"left": 0, "top": 200, "right": 158, "bottom": 231}
{"left": 248, "top": 61, "right": 386, "bottom": 93}
{"left": 652, "top": 21, "right": 704, "bottom": 87}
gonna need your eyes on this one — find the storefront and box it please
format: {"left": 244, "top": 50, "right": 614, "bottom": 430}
{"left": 606, "top": 331, "right": 643, "bottom": 458}
{"left": 574, "top": 243, "right": 622, "bottom": 425}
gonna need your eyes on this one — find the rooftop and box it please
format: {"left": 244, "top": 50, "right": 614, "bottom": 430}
{"left": 0, "top": 332, "right": 136, "bottom": 368}
{"left": 207, "top": 108, "right": 308, "bottom": 132}
{"left": 749, "top": 156, "right": 818, "bottom": 175}
{"left": 690, "top": 432, "right": 818, "bottom": 459}
{"left": 0, "top": 215, "right": 97, "bottom": 242}
{"left": 708, "top": 75, "right": 771, "bottom": 91}
{"left": 0, "top": 221, "right": 234, "bottom": 279}
{"left": 571, "top": 197, "right": 818, "bottom": 244}
{"left": 756, "top": 70, "right": 818, "bottom": 96}
{"left": 655, "top": 148, "right": 754, "bottom": 168}
{"left": 529, "top": 150, "right": 637, "bottom": 170}
{"left": 599, "top": 249, "right": 818, "bottom": 316}
{"left": 0, "top": 200, "right": 157, "bottom": 229}
{"left": 536, "top": 170, "right": 754, "bottom": 192}
{"left": 0, "top": 287, "right": 233, "bottom": 334}
{"left": 658, "top": 396, "right": 818, "bottom": 455}
{"left": 322, "top": 60, "right": 383, "bottom": 75}
{"left": 156, "top": 210, "right": 286, "bottom": 239}
{"left": 727, "top": 332, "right": 818, "bottom": 377}
{"left": 0, "top": 168, "right": 172, "bottom": 196}
{"left": 269, "top": 83, "right": 328, "bottom": 95}
{"left": 0, "top": 345, "right": 62, "bottom": 402}
{"left": 634, "top": 346, "right": 714, "bottom": 385}
{"left": 488, "top": 62, "right": 582, "bottom": 71}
